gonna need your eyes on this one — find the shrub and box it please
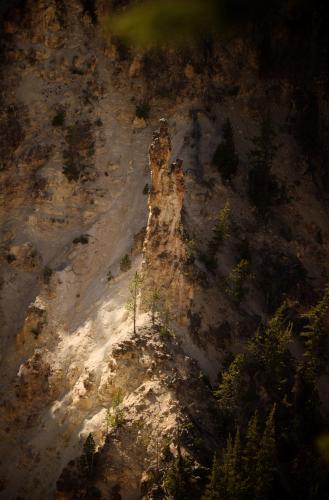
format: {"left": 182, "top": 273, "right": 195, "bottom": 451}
{"left": 6, "top": 253, "right": 16, "bottom": 263}
{"left": 106, "top": 389, "right": 125, "bottom": 431}
{"left": 52, "top": 110, "right": 65, "bottom": 127}
{"left": 208, "top": 202, "right": 231, "bottom": 254}
{"left": 143, "top": 183, "right": 149, "bottom": 195}
{"left": 135, "top": 101, "right": 150, "bottom": 119}
{"left": 73, "top": 235, "right": 89, "bottom": 245}
{"left": 120, "top": 254, "right": 131, "bottom": 272}
{"left": 213, "top": 118, "right": 239, "bottom": 181}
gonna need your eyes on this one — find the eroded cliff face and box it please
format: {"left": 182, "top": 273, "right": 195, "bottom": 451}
{"left": 142, "top": 119, "right": 192, "bottom": 321}
{"left": 0, "top": 0, "right": 329, "bottom": 498}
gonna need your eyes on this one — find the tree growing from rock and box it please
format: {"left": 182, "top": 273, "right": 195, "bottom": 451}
{"left": 82, "top": 433, "right": 96, "bottom": 474}
{"left": 145, "top": 287, "right": 162, "bottom": 326}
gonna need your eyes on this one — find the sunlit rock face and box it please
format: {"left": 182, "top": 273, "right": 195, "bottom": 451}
{"left": 142, "top": 119, "right": 193, "bottom": 322}
{"left": 0, "top": 0, "right": 329, "bottom": 498}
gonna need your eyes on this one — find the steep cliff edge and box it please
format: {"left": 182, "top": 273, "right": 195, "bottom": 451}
{"left": 0, "top": 0, "right": 329, "bottom": 499}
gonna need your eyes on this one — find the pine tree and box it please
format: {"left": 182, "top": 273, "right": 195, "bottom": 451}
{"left": 255, "top": 405, "right": 276, "bottom": 500}
{"left": 215, "top": 353, "right": 246, "bottom": 420}
{"left": 201, "top": 453, "right": 220, "bottom": 500}
{"left": 145, "top": 287, "right": 162, "bottom": 326}
{"left": 159, "top": 298, "right": 173, "bottom": 336}
{"left": 226, "top": 258, "right": 251, "bottom": 303}
{"left": 301, "top": 285, "right": 329, "bottom": 374}
{"left": 242, "top": 412, "right": 259, "bottom": 498}
{"left": 248, "top": 306, "right": 292, "bottom": 399}
{"left": 213, "top": 119, "right": 239, "bottom": 182}
{"left": 219, "top": 428, "right": 243, "bottom": 500}
{"left": 126, "top": 271, "right": 143, "bottom": 334}
{"left": 82, "top": 433, "right": 96, "bottom": 473}
{"left": 207, "top": 202, "right": 231, "bottom": 268}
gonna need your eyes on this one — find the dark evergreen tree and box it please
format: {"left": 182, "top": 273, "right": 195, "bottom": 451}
{"left": 213, "top": 119, "right": 239, "bottom": 182}
{"left": 241, "top": 412, "right": 259, "bottom": 498}
{"left": 255, "top": 405, "right": 276, "bottom": 500}
{"left": 218, "top": 428, "right": 243, "bottom": 500}
{"left": 82, "top": 433, "right": 96, "bottom": 474}
{"left": 201, "top": 453, "right": 220, "bottom": 500}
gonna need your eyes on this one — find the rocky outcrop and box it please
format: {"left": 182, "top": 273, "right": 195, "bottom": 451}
{"left": 142, "top": 119, "right": 192, "bottom": 322}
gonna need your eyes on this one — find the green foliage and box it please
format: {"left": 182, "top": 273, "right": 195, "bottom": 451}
{"left": 106, "top": 389, "right": 125, "bottom": 431}
{"left": 107, "top": 0, "right": 214, "bottom": 47}
{"left": 106, "top": 0, "right": 271, "bottom": 48}
{"left": 163, "top": 449, "right": 194, "bottom": 499}
{"left": 254, "top": 405, "right": 276, "bottom": 500}
{"left": 126, "top": 271, "right": 143, "bottom": 334}
{"left": 218, "top": 428, "right": 243, "bottom": 499}
{"left": 226, "top": 258, "right": 251, "bottom": 303}
{"left": 143, "top": 183, "right": 149, "bottom": 195}
{"left": 301, "top": 285, "right": 329, "bottom": 374}
{"left": 52, "top": 110, "right": 65, "bottom": 127}
{"left": 43, "top": 266, "right": 53, "bottom": 285}
{"left": 201, "top": 453, "right": 220, "bottom": 500}
{"left": 214, "top": 354, "right": 246, "bottom": 420}
{"left": 135, "top": 101, "right": 150, "bottom": 119}
{"left": 81, "top": 433, "right": 96, "bottom": 473}
{"left": 248, "top": 306, "right": 293, "bottom": 399}
{"left": 241, "top": 412, "right": 259, "bottom": 498}
{"left": 248, "top": 116, "right": 278, "bottom": 214}
{"left": 213, "top": 296, "right": 329, "bottom": 498}
{"left": 120, "top": 254, "right": 131, "bottom": 272}
{"left": 210, "top": 202, "right": 231, "bottom": 250}
{"left": 213, "top": 118, "right": 239, "bottom": 181}
{"left": 144, "top": 287, "right": 162, "bottom": 326}
{"left": 213, "top": 408, "right": 276, "bottom": 500}
{"left": 158, "top": 299, "right": 173, "bottom": 337}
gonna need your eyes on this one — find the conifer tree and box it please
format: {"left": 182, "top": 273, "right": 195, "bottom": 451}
{"left": 215, "top": 354, "right": 246, "bottom": 420}
{"left": 255, "top": 405, "right": 276, "bottom": 500}
{"left": 248, "top": 306, "right": 292, "bottom": 398}
{"left": 145, "top": 287, "right": 162, "bottom": 326}
{"left": 301, "top": 285, "right": 329, "bottom": 374}
{"left": 242, "top": 412, "right": 259, "bottom": 498}
{"left": 126, "top": 271, "right": 143, "bottom": 334}
{"left": 201, "top": 453, "right": 220, "bottom": 500}
{"left": 82, "top": 433, "right": 96, "bottom": 473}
{"left": 219, "top": 428, "right": 243, "bottom": 500}
{"left": 213, "top": 119, "right": 239, "bottom": 182}
{"left": 208, "top": 202, "right": 231, "bottom": 255}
